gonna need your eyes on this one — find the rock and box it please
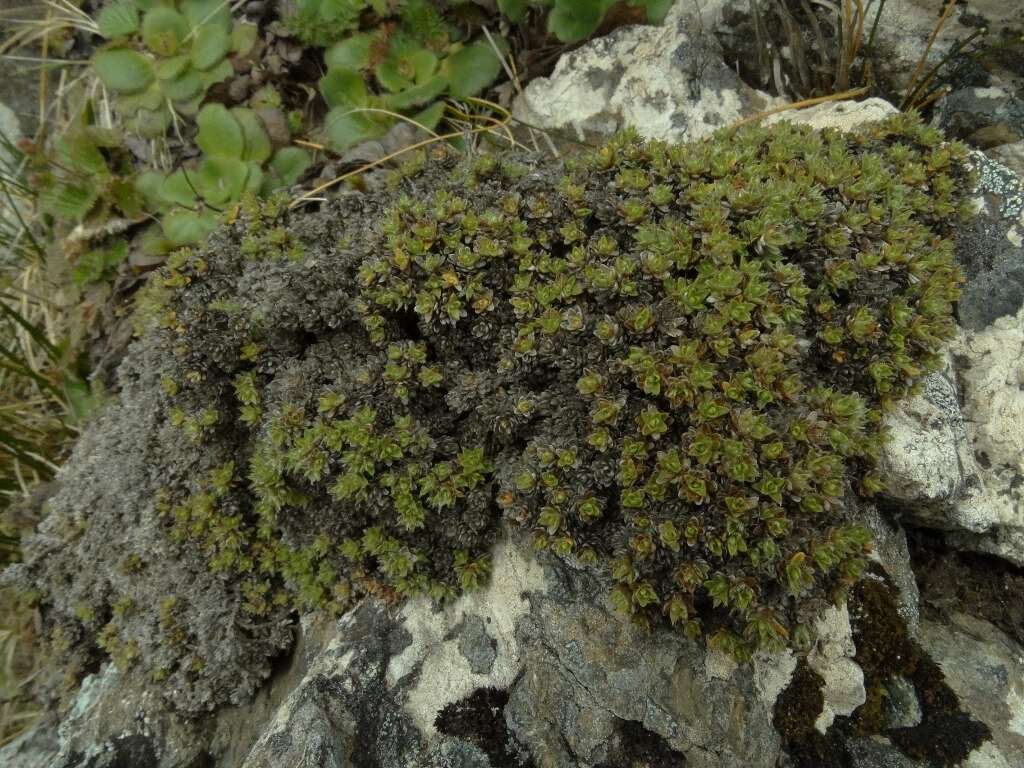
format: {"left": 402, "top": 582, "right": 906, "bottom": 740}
{"left": 988, "top": 141, "right": 1024, "bottom": 179}
{"left": 878, "top": 307, "right": 1024, "bottom": 565}
{"left": 956, "top": 150, "right": 1024, "bottom": 337}
{"left": 875, "top": 142, "right": 1024, "bottom": 565}
{"left": 242, "top": 543, "right": 790, "bottom": 767}
{"left": 881, "top": 677, "right": 923, "bottom": 730}
{"left": 513, "top": 0, "right": 777, "bottom": 144}
{"left": 860, "top": 504, "right": 921, "bottom": 631}
{"left": 0, "top": 101, "right": 20, "bottom": 160}
{"left": 845, "top": 736, "right": 919, "bottom": 768}
{"left": 842, "top": 0, "right": 1023, "bottom": 96}
{"left": 935, "top": 86, "right": 1024, "bottom": 145}
{"left": 919, "top": 613, "right": 1024, "bottom": 768}
{"left": 765, "top": 97, "right": 898, "bottom": 131}
{"left": 806, "top": 606, "right": 865, "bottom": 733}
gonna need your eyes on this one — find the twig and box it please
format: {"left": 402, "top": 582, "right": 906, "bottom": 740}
{"left": 900, "top": 0, "right": 957, "bottom": 110}
{"left": 726, "top": 86, "right": 869, "bottom": 130}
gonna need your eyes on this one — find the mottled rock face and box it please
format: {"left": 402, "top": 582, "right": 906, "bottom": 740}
{"left": 4, "top": 82, "right": 1024, "bottom": 768}
{"left": 878, "top": 150, "right": 1024, "bottom": 565}
{"left": 513, "top": 0, "right": 777, "bottom": 144}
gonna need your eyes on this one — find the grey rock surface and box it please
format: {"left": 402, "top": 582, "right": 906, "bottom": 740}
{"left": 513, "top": 0, "right": 777, "bottom": 144}
{"left": 936, "top": 87, "right": 1024, "bottom": 144}
{"left": 988, "top": 141, "right": 1024, "bottom": 180}
{"left": 919, "top": 613, "right": 1024, "bottom": 768}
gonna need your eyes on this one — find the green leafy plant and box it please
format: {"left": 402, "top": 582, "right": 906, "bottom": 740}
{"left": 130, "top": 112, "right": 973, "bottom": 674}
{"left": 315, "top": 1, "right": 505, "bottom": 152}
{"left": 499, "top": 0, "right": 673, "bottom": 43}
{"left": 135, "top": 104, "right": 311, "bottom": 246}
{"left": 285, "top": 0, "right": 390, "bottom": 47}
{"left": 15, "top": 114, "right": 977, "bottom": 713}
{"left": 93, "top": 0, "right": 258, "bottom": 136}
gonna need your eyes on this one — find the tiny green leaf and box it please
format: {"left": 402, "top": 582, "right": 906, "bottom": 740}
{"left": 93, "top": 48, "right": 154, "bottom": 94}
{"left": 97, "top": 1, "right": 140, "bottom": 38}
{"left": 191, "top": 23, "right": 231, "bottom": 70}
{"left": 196, "top": 103, "right": 244, "bottom": 159}
{"left": 443, "top": 42, "right": 502, "bottom": 99}
{"left": 141, "top": 7, "right": 189, "bottom": 57}
{"left": 326, "top": 33, "right": 373, "bottom": 70}
{"left": 320, "top": 67, "right": 369, "bottom": 109}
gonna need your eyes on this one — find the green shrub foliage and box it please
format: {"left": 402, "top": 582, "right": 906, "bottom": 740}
{"left": 149, "top": 113, "right": 972, "bottom": 661}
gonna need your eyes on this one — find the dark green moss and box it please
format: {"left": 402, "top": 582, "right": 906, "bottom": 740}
{"left": 77, "top": 112, "right": 980, "bottom": 698}
{"left": 434, "top": 686, "right": 534, "bottom": 768}
{"left": 595, "top": 718, "right": 686, "bottom": 768}
{"left": 773, "top": 660, "right": 825, "bottom": 743}
{"left": 847, "top": 575, "right": 991, "bottom": 766}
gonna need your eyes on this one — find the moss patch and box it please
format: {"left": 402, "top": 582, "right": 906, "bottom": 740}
{"left": 21, "top": 113, "right": 979, "bottom": 709}
{"left": 434, "top": 686, "right": 533, "bottom": 768}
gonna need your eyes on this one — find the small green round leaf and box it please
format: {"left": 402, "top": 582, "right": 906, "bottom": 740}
{"left": 323, "top": 106, "right": 386, "bottom": 152}
{"left": 231, "top": 22, "right": 259, "bottom": 55}
{"left": 155, "top": 54, "right": 191, "bottom": 80}
{"left": 162, "top": 69, "right": 203, "bottom": 102}
{"left": 320, "top": 68, "right": 369, "bottom": 109}
{"left": 232, "top": 108, "right": 272, "bottom": 163}
{"left": 97, "top": 1, "right": 140, "bottom": 39}
{"left": 497, "top": 0, "right": 528, "bottom": 23}
{"left": 196, "top": 156, "right": 248, "bottom": 205}
{"left": 242, "top": 162, "right": 264, "bottom": 195}
{"left": 134, "top": 170, "right": 166, "bottom": 203}
{"left": 263, "top": 147, "right": 312, "bottom": 192}
{"left": 158, "top": 170, "right": 199, "bottom": 207}
{"left": 413, "top": 101, "right": 446, "bottom": 132}
{"left": 163, "top": 207, "right": 218, "bottom": 246}
{"left": 191, "top": 23, "right": 231, "bottom": 70}
{"left": 376, "top": 58, "right": 412, "bottom": 93}
{"left": 141, "top": 7, "right": 189, "bottom": 57}
{"left": 383, "top": 75, "right": 448, "bottom": 111}
{"left": 181, "top": 0, "right": 231, "bottom": 31}
{"left": 443, "top": 42, "right": 502, "bottom": 99}
{"left": 325, "top": 33, "right": 373, "bottom": 70}
{"left": 196, "top": 103, "right": 244, "bottom": 159}
{"left": 131, "top": 106, "right": 172, "bottom": 138}
{"left": 548, "top": 0, "right": 608, "bottom": 43}
{"left": 196, "top": 58, "right": 233, "bottom": 91}
{"left": 408, "top": 49, "right": 439, "bottom": 83}
{"left": 93, "top": 48, "right": 155, "bottom": 94}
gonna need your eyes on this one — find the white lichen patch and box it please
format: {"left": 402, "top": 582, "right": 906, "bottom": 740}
{"left": 807, "top": 605, "right": 865, "bottom": 733}
{"left": 390, "top": 536, "right": 548, "bottom": 735}
{"left": 752, "top": 650, "right": 798, "bottom": 708}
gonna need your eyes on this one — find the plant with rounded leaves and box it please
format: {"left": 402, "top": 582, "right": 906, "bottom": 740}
{"left": 42, "top": 114, "right": 975, "bottom": 704}
{"left": 93, "top": 0, "right": 258, "bottom": 136}
{"left": 134, "top": 104, "right": 311, "bottom": 246}
{"left": 499, "top": 0, "right": 673, "bottom": 43}
{"left": 317, "top": 1, "right": 505, "bottom": 151}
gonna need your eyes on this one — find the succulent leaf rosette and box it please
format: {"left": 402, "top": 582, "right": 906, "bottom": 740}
{"left": 93, "top": 115, "right": 974, "bottom": 696}
{"left": 93, "top": 0, "right": 258, "bottom": 137}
